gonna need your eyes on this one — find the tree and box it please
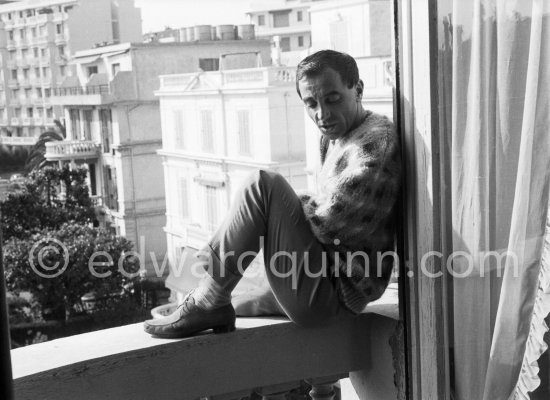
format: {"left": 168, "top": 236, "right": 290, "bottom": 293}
{"left": 24, "top": 120, "right": 66, "bottom": 173}
{"left": 0, "top": 165, "right": 94, "bottom": 240}
{"left": 3, "top": 223, "right": 140, "bottom": 320}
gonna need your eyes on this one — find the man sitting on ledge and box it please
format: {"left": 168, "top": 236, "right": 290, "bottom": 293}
{"left": 144, "top": 50, "right": 402, "bottom": 338}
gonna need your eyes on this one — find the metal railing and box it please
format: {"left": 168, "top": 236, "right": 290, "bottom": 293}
{"left": 52, "top": 85, "right": 110, "bottom": 96}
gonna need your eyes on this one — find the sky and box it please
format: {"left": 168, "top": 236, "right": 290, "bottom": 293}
{"left": 135, "top": 0, "right": 255, "bottom": 33}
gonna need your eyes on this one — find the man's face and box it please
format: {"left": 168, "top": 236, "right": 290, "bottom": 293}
{"left": 298, "top": 67, "right": 363, "bottom": 141}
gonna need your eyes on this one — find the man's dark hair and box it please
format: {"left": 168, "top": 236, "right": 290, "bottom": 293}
{"left": 295, "top": 50, "right": 359, "bottom": 97}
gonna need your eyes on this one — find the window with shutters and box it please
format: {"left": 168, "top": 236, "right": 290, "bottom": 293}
{"left": 204, "top": 185, "right": 218, "bottom": 232}
{"left": 69, "top": 108, "right": 80, "bottom": 139}
{"left": 237, "top": 110, "right": 251, "bottom": 156}
{"left": 280, "top": 37, "right": 291, "bottom": 52}
{"left": 178, "top": 177, "right": 188, "bottom": 219}
{"left": 99, "top": 109, "right": 112, "bottom": 153}
{"left": 272, "top": 10, "right": 290, "bottom": 28}
{"left": 200, "top": 109, "right": 214, "bottom": 153}
{"left": 173, "top": 110, "right": 185, "bottom": 150}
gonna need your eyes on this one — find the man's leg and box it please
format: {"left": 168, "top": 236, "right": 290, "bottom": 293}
{"left": 144, "top": 170, "right": 348, "bottom": 337}
{"left": 201, "top": 169, "right": 347, "bottom": 327}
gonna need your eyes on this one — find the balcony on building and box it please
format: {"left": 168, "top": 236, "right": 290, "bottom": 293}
{"left": 44, "top": 140, "right": 101, "bottom": 162}
{"left": 10, "top": 117, "right": 20, "bottom": 126}
{"left": 7, "top": 79, "right": 18, "bottom": 89}
{"left": 52, "top": 71, "right": 136, "bottom": 106}
{"left": 55, "top": 33, "right": 67, "bottom": 45}
{"left": 158, "top": 65, "right": 297, "bottom": 92}
{"left": 12, "top": 17, "right": 25, "bottom": 28}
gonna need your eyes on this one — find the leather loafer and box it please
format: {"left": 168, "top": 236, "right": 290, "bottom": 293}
{"left": 143, "top": 293, "right": 236, "bottom": 339}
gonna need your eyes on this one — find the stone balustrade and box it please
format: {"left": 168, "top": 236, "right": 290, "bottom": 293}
{"left": 45, "top": 140, "right": 101, "bottom": 161}
{"left": 159, "top": 66, "right": 297, "bottom": 91}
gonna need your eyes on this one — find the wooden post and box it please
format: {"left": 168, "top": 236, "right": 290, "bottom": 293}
{"left": 0, "top": 216, "right": 14, "bottom": 400}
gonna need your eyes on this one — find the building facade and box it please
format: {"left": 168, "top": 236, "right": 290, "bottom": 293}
{"left": 247, "top": 0, "right": 322, "bottom": 66}
{"left": 0, "top": 0, "right": 142, "bottom": 141}
{"left": 156, "top": 66, "right": 307, "bottom": 297}
{"left": 47, "top": 39, "right": 272, "bottom": 276}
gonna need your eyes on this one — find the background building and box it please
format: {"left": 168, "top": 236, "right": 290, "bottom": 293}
{"left": 0, "top": 0, "right": 142, "bottom": 143}
{"left": 156, "top": 65, "right": 307, "bottom": 299}
{"left": 246, "top": 0, "right": 319, "bottom": 66}
{"left": 48, "top": 37, "right": 271, "bottom": 276}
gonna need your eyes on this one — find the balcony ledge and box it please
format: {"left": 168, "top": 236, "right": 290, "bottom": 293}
{"left": 11, "top": 289, "right": 399, "bottom": 400}
{"left": 45, "top": 140, "right": 101, "bottom": 161}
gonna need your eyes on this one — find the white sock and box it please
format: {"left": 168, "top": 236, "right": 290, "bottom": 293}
{"left": 192, "top": 274, "right": 232, "bottom": 310}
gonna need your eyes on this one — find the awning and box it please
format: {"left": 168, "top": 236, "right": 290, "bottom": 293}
{"left": 103, "top": 50, "right": 129, "bottom": 59}
{"left": 69, "top": 55, "right": 100, "bottom": 65}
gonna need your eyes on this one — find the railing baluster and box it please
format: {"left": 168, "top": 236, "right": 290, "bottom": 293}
{"left": 309, "top": 383, "right": 335, "bottom": 400}
{"left": 255, "top": 381, "right": 300, "bottom": 400}
{"left": 305, "top": 374, "right": 348, "bottom": 400}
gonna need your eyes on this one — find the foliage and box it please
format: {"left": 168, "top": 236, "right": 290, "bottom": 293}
{"left": 3, "top": 223, "right": 140, "bottom": 320}
{"left": 0, "top": 165, "right": 95, "bottom": 240}
{"left": 0, "top": 145, "right": 30, "bottom": 171}
{"left": 24, "top": 120, "right": 66, "bottom": 173}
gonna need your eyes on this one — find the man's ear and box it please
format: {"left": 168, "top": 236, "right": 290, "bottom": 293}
{"left": 356, "top": 80, "right": 364, "bottom": 100}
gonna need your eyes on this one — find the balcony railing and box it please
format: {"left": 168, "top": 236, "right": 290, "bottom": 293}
{"left": 36, "top": 14, "right": 49, "bottom": 24}
{"left": 55, "top": 34, "right": 67, "bottom": 44}
{"left": 22, "top": 117, "right": 31, "bottom": 126}
{"left": 159, "top": 67, "right": 297, "bottom": 91}
{"left": 13, "top": 18, "right": 25, "bottom": 27}
{"left": 0, "top": 135, "right": 37, "bottom": 145}
{"left": 45, "top": 140, "right": 101, "bottom": 160}
{"left": 53, "top": 85, "right": 111, "bottom": 96}
{"left": 10, "top": 117, "right": 20, "bottom": 125}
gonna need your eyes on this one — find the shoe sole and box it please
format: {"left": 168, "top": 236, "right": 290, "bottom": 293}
{"left": 147, "top": 323, "right": 236, "bottom": 339}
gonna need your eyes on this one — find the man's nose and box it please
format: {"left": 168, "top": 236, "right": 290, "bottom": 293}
{"left": 315, "top": 104, "right": 330, "bottom": 121}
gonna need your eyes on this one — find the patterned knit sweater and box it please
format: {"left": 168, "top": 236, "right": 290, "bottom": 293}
{"left": 300, "top": 111, "right": 402, "bottom": 313}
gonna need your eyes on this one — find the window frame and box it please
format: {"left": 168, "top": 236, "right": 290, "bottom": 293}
{"left": 394, "top": 0, "right": 453, "bottom": 399}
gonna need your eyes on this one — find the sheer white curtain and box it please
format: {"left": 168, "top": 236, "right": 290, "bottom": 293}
{"left": 449, "top": 0, "right": 550, "bottom": 399}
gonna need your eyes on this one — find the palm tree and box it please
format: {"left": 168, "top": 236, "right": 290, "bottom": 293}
{"left": 24, "top": 120, "right": 66, "bottom": 173}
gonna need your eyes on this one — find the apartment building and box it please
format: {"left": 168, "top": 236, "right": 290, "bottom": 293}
{"left": 246, "top": 0, "right": 323, "bottom": 66}
{"left": 47, "top": 38, "right": 271, "bottom": 275}
{"left": 156, "top": 65, "right": 307, "bottom": 297}
{"left": 0, "top": 0, "right": 142, "bottom": 141}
